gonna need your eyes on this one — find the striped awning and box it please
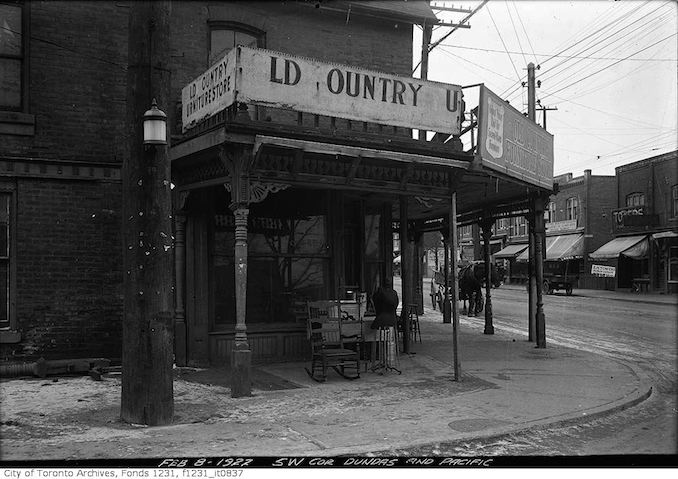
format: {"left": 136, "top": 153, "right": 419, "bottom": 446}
{"left": 589, "top": 235, "right": 649, "bottom": 260}
{"left": 517, "top": 234, "right": 584, "bottom": 262}
{"left": 494, "top": 243, "right": 528, "bottom": 259}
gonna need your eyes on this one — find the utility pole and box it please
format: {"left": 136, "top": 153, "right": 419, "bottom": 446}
{"left": 418, "top": 21, "right": 432, "bottom": 141}
{"left": 536, "top": 103, "right": 558, "bottom": 131}
{"left": 121, "top": 0, "right": 174, "bottom": 426}
{"left": 527, "top": 62, "right": 546, "bottom": 348}
{"left": 526, "top": 63, "right": 538, "bottom": 343}
{"left": 527, "top": 63, "right": 536, "bottom": 122}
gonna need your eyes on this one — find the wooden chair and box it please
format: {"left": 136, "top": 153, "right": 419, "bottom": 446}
{"left": 305, "top": 300, "right": 361, "bottom": 382}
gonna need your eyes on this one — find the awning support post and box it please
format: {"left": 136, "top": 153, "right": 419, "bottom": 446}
{"left": 527, "top": 207, "right": 536, "bottom": 342}
{"left": 481, "top": 215, "right": 494, "bottom": 335}
{"left": 534, "top": 196, "right": 547, "bottom": 348}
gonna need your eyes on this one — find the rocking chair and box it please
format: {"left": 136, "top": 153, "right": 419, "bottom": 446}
{"left": 305, "top": 300, "right": 361, "bottom": 382}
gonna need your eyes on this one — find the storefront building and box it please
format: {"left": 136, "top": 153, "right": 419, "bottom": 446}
{"left": 494, "top": 169, "right": 616, "bottom": 289}
{"left": 590, "top": 151, "right": 678, "bottom": 293}
{"left": 1, "top": 1, "right": 554, "bottom": 369}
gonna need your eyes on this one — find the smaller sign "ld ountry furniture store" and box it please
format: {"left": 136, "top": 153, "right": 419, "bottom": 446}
{"left": 182, "top": 46, "right": 464, "bottom": 135}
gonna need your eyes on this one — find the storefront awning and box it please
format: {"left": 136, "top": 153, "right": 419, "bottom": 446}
{"left": 516, "top": 234, "right": 584, "bottom": 262}
{"left": 494, "top": 243, "right": 528, "bottom": 259}
{"left": 589, "top": 235, "right": 649, "bottom": 260}
{"left": 652, "top": 231, "right": 678, "bottom": 240}
{"left": 254, "top": 135, "right": 471, "bottom": 169}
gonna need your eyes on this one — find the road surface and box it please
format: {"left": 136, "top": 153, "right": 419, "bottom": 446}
{"left": 395, "top": 278, "right": 677, "bottom": 456}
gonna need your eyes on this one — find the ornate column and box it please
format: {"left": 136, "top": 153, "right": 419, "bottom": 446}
{"left": 534, "top": 196, "right": 547, "bottom": 348}
{"left": 230, "top": 203, "right": 251, "bottom": 397}
{"left": 481, "top": 216, "right": 494, "bottom": 335}
{"left": 222, "top": 146, "right": 253, "bottom": 398}
{"left": 221, "top": 145, "right": 290, "bottom": 398}
{"left": 174, "top": 210, "right": 187, "bottom": 366}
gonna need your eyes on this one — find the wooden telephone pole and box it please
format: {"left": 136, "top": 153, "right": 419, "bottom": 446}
{"left": 121, "top": 0, "right": 174, "bottom": 426}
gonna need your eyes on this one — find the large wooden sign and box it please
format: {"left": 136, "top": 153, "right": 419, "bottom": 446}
{"left": 182, "top": 46, "right": 464, "bottom": 135}
{"left": 477, "top": 86, "right": 554, "bottom": 189}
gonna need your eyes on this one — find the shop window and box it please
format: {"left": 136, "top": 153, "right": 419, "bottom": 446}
{"left": 208, "top": 21, "right": 264, "bottom": 66}
{"left": 672, "top": 185, "right": 678, "bottom": 218}
{"left": 625, "top": 192, "right": 645, "bottom": 208}
{"left": 212, "top": 189, "right": 330, "bottom": 327}
{"left": 566, "top": 197, "right": 578, "bottom": 221}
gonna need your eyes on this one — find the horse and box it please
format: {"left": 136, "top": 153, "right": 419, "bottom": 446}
{"left": 458, "top": 263, "right": 484, "bottom": 316}
{"left": 459, "top": 261, "right": 502, "bottom": 316}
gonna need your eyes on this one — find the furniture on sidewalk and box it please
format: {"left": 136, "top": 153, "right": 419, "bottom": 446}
{"left": 370, "top": 326, "right": 401, "bottom": 375}
{"left": 398, "top": 304, "right": 422, "bottom": 344}
{"left": 305, "top": 300, "right": 361, "bottom": 382}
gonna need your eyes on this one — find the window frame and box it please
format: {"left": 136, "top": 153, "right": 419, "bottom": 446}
{"left": 566, "top": 197, "right": 578, "bottom": 222}
{"left": 625, "top": 192, "right": 645, "bottom": 208}
{"left": 207, "top": 21, "right": 265, "bottom": 67}
{"left": 546, "top": 201, "right": 556, "bottom": 223}
{"left": 671, "top": 185, "right": 678, "bottom": 218}
{"left": 0, "top": 182, "right": 19, "bottom": 343}
{"left": 0, "top": 0, "right": 29, "bottom": 112}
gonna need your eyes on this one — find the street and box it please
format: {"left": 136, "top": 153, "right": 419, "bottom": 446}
{"left": 397, "top": 278, "right": 677, "bottom": 456}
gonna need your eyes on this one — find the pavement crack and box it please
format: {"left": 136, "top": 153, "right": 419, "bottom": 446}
{"left": 285, "top": 425, "right": 328, "bottom": 450}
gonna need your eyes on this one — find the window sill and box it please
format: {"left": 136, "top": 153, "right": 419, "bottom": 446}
{"left": 0, "top": 111, "right": 35, "bottom": 136}
{"left": 0, "top": 329, "right": 21, "bottom": 343}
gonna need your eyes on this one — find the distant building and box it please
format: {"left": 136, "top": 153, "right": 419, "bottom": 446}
{"left": 489, "top": 170, "right": 617, "bottom": 290}
{"left": 590, "top": 151, "right": 678, "bottom": 294}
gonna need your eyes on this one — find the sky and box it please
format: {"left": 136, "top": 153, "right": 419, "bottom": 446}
{"left": 413, "top": 0, "right": 678, "bottom": 178}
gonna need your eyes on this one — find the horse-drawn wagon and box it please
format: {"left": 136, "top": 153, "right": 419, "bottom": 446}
{"left": 432, "top": 261, "right": 505, "bottom": 315}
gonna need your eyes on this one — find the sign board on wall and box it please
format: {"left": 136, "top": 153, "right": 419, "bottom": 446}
{"left": 182, "top": 46, "right": 464, "bottom": 134}
{"left": 546, "top": 219, "right": 578, "bottom": 233}
{"left": 477, "top": 86, "right": 554, "bottom": 189}
{"left": 591, "top": 264, "right": 616, "bottom": 277}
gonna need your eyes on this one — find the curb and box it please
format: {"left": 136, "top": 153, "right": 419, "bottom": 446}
{"left": 499, "top": 285, "right": 675, "bottom": 307}
{"left": 332, "top": 383, "right": 654, "bottom": 457}
{"left": 313, "top": 342, "right": 656, "bottom": 457}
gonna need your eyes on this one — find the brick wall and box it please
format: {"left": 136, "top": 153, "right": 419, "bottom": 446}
{"left": 169, "top": 2, "right": 414, "bottom": 135}
{"left": 2, "top": 1, "right": 128, "bottom": 164}
{"left": 0, "top": 179, "right": 123, "bottom": 361}
{"left": 586, "top": 176, "right": 617, "bottom": 252}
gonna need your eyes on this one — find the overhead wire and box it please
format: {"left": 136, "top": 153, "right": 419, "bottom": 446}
{"left": 504, "top": 5, "right": 673, "bottom": 104}
{"left": 501, "top": 1, "right": 655, "bottom": 101}
{"left": 511, "top": 0, "right": 538, "bottom": 64}
{"left": 540, "top": 32, "right": 677, "bottom": 101}
{"left": 497, "top": 1, "right": 634, "bottom": 98}
{"left": 536, "top": 4, "right": 672, "bottom": 92}
{"left": 539, "top": 0, "right": 652, "bottom": 67}
{"left": 437, "top": 47, "right": 516, "bottom": 84}
{"left": 505, "top": 0, "right": 528, "bottom": 67}
{"left": 434, "top": 43, "right": 676, "bottom": 62}
{"left": 486, "top": 4, "right": 523, "bottom": 83}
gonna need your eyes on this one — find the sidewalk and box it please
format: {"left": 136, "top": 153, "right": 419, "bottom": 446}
{"left": 501, "top": 282, "right": 677, "bottom": 306}
{"left": 0, "top": 309, "right": 652, "bottom": 461}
